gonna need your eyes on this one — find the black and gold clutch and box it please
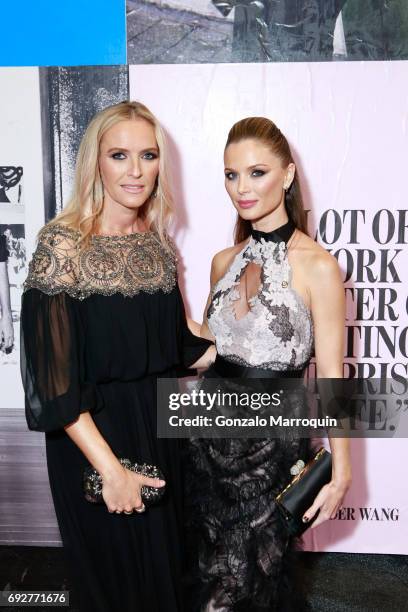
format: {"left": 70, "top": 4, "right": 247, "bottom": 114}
{"left": 83, "top": 458, "right": 166, "bottom": 506}
{"left": 275, "top": 448, "right": 332, "bottom": 536}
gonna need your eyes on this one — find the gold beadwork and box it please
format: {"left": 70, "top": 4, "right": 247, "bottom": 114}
{"left": 24, "top": 224, "right": 177, "bottom": 300}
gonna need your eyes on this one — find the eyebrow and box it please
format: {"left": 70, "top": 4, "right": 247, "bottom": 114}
{"left": 224, "top": 163, "right": 270, "bottom": 171}
{"left": 106, "top": 147, "right": 159, "bottom": 153}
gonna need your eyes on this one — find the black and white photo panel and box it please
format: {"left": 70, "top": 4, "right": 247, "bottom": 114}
{"left": 127, "top": 0, "right": 408, "bottom": 64}
{"left": 40, "top": 65, "right": 129, "bottom": 221}
{"left": 0, "top": 167, "right": 23, "bottom": 206}
{"left": 0, "top": 224, "right": 25, "bottom": 365}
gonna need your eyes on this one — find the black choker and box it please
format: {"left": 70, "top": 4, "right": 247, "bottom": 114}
{"left": 250, "top": 219, "right": 296, "bottom": 244}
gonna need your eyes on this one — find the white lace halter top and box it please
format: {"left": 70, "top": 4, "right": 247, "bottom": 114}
{"left": 207, "top": 221, "right": 314, "bottom": 371}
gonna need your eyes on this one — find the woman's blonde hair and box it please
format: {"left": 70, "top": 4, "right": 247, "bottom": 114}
{"left": 225, "top": 117, "right": 308, "bottom": 244}
{"left": 47, "top": 100, "right": 173, "bottom": 247}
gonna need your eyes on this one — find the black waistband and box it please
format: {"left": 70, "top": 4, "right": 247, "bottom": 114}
{"left": 212, "top": 354, "right": 304, "bottom": 379}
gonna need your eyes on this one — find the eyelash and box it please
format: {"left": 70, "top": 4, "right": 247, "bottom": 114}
{"left": 111, "top": 152, "right": 158, "bottom": 160}
{"left": 224, "top": 170, "right": 266, "bottom": 180}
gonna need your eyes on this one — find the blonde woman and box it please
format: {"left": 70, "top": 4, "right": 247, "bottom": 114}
{"left": 21, "top": 101, "right": 215, "bottom": 612}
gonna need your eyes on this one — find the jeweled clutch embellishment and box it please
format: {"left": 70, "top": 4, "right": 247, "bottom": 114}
{"left": 289, "top": 459, "right": 305, "bottom": 475}
{"left": 83, "top": 459, "right": 166, "bottom": 506}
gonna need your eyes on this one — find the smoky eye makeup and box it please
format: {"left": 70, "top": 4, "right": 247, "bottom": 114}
{"left": 224, "top": 168, "right": 267, "bottom": 180}
{"left": 251, "top": 169, "right": 266, "bottom": 177}
{"left": 142, "top": 151, "right": 159, "bottom": 160}
{"left": 107, "top": 148, "right": 159, "bottom": 160}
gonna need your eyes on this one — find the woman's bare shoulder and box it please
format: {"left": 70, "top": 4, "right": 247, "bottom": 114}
{"left": 210, "top": 240, "right": 247, "bottom": 286}
{"left": 292, "top": 230, "right": 341, "bottom": 283}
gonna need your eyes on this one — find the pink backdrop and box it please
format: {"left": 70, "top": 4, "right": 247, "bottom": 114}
{"left": 130, "top": 61, "right": 408, "bottom": 554}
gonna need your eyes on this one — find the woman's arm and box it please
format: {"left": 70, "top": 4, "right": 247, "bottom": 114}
{"left": 200, "top": 292, "right": 216, "bottom": 342}
{"left": 302, "top": 252, "right": 351, "bottom": 528}
{"left": 185, "top": 311, "right": 216, "bottom": 368}
{"left": 199, "top": 249, "right": 234, "bottom": 342}
{"left": 185, "top": 301, "right": 216, "bottom": 367}
{"left": 64, "top": 413, "right": 164, "bottom": 513}
{"left": 184, "top": 252, "right": 225, "bottom": 363}
{"left": 21, "top": 289, "right": 164, "bottom": 513}
{"left": 189, "top": 344, "right": 216, "bottom": 369}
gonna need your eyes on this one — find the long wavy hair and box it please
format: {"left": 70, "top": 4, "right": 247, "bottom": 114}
{"left": 47, "top": 101, "right": 173, "bottom": 248}
{"left": 225, "top": 117, "right": 308, "bottom": 244}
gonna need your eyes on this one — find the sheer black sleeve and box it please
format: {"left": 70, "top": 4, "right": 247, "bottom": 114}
{"left": 0, "top": 235, "right": 9, "bottom": 262}
{"left": 21, "top": 290, "right": 97, "bottom": 432}
{"left": 20, "top": 225, "right": 97, "bottom": 432}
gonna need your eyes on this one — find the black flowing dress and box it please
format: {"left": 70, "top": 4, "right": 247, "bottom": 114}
{"left": 20, "top": 224, "right": 212, "bottom": 612}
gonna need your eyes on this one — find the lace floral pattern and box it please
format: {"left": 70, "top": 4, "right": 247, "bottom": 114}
{"left": 24, "top": 224, "right": 177, "bottom": 300}
{"left": 207, "top": 236, "right": 314, "bottom": 370}
{"left": 186, "top": 433, "right": 312, "bottom": 610}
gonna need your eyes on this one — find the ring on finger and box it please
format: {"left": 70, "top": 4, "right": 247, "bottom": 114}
{"left": 115, "top": 510, "right": 122, "bottom": 514}
{"left": 135, "top": 504, "right": 146, "bottom": 513}
{"left": 124, "top": 510, "right": 133, "bottom": 515}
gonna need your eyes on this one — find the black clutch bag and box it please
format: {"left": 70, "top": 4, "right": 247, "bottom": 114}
{"left": 275, "top": 447, "right": 332, "bottom": 536}
{"left": 83, "top": 458, "right": 166, "bottom": 506}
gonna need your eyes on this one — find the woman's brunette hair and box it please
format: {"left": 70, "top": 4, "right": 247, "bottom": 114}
{"left": 47, "top": 100, "right": 173, "bottom": 248}
{"left": 225, "top": 117, "right": 308, "bottom": 244}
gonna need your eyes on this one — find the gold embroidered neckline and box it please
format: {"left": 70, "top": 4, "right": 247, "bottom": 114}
{"left": 24, "top": 224, "right": 177, "bottom": 300}
{"left": 91, "top": 231, "right": 154, "bottom": 241}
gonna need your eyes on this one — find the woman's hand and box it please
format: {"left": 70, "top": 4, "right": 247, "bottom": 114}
{"left": 0, "top": 315, "right": 14, "bottom": 351}
{"left": 302, "top": 477, "right": 351, "bottom": 529}
{"left": 102, "top": 465, "right": 166, "bottom": 514}
{"left": 65, "top": 413, "right": 165, "bottom": 515}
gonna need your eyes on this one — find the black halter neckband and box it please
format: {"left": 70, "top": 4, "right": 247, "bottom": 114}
{"left": 250, "top": 218, "right": 296, "bottom": 244}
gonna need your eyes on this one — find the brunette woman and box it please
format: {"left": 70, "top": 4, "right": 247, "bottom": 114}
{"left": 187, "top": 117, "right": 351, "bottom": 611}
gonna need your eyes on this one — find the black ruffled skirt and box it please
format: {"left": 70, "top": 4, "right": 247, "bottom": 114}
{"left": 184, "top": 359, "right": 313, "bottom": 611}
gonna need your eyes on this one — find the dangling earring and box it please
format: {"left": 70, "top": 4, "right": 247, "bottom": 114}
{"left": 151, "top": 179, "right": 159, "bottom": 199}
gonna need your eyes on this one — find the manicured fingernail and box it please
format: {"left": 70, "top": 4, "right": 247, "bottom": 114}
{"left": 302, "top": 516, "right": 309, "bottom": 523}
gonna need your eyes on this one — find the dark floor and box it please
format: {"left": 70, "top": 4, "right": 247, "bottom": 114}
{"left": 0, "top": 546, "right": 407, "bottom": 611}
